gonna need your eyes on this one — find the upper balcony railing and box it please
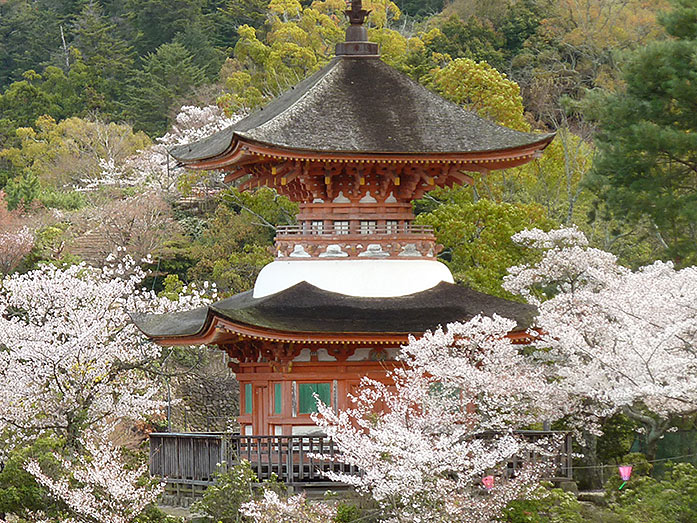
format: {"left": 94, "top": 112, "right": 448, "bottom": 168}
{"left": 275, "top": 224, "right": 435, "bottom": 237}
{"left": 274, "top": 223, "right": 439, "bottom": 259}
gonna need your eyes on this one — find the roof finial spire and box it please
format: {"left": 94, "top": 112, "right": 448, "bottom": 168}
{"left": 336, "top": 0, "right": 379, "bottom": 56}
{"left": 346, "top": 0, "right": 369, "bottom": 26}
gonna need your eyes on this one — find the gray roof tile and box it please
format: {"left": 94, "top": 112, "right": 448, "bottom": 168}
{"left": 170, "top": 57, "right": 553, "bottom": 162}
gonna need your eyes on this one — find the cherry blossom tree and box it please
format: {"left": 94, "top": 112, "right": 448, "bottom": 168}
{"left": 74, "top": 191, "right": 179, "bottom": 263}
{"left": 85, "top": 105, "right": 244, "bottom": 194}
{"left": 504, "top": 227, "right": 697, "bottom": 458}
{"left": 312, "top": 315, "right": 575, "bottom": 522}
{"left": 0, "top": 256, "right": 213, "bottom": 452}
{"left": 0, "top": 226, "right": 34, "bottom": 276}
{"left": 25, "top": 431, "right": 164, "bottom": 523}
{"left": 241, "top": 491, "right": 336, "bottom": 523}
{"left": 0, "top": 191, "right": 35, "bottom": 276}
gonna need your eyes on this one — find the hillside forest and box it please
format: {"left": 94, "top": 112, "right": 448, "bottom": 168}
{"left": 3, "top": 0, "right": 696, "bottom": 298}
{"left": 2, "top": 0, "right": 697, "bottom": 520}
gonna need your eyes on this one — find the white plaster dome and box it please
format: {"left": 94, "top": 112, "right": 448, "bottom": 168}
{"left": 253, "top": 259, "right": 455, "bottom": 298}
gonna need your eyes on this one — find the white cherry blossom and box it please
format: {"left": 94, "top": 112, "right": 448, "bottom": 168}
{"left": 505, "top": 227, "right": 697, "bottom": 455}
{"left": 311, "top": 315, "right": 573, "bottom": 522}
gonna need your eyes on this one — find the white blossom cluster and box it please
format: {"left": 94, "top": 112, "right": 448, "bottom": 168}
{"left": 311, "top": 315, "right": 572, "bottom": 522}
{"left": 241, "top": 491, "right": 336, "bottom": 523}
{"left": 25, "top": 432, "right": 164, "bottom": 523}
{"left": 82, "top": 105, "right": 244, "bottom": 193}
{"left": 160, "top": 104, "right": 243, "bottom": 147}
{"left": 506, "top": 227, "right": 697, "bottom": 440}
{"left": 505, "top": 227, "right": 625, "bottom": 304}
{"left": 0, "top": 256, "right": 213, "bottom": 454}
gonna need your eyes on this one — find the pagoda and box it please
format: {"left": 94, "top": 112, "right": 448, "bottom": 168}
{"left": 135, "top": 1, "right": 553, "bottom": 437}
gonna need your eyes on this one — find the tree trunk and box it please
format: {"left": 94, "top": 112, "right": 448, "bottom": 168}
{"left": 578, "top": 431, "right": 603, "bottom": 489}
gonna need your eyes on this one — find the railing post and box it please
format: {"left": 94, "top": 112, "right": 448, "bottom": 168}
{"left": 287, "top": 436, "right": 294, "bottom": 485}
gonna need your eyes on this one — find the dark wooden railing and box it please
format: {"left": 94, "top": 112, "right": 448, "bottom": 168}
{"left": 149, "top": 431, "right": 573, "bottom": 488}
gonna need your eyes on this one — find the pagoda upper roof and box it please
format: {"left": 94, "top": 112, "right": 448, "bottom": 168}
{"left": 170, "top": 56, "right": 554, "bottom": 165}
{"left": 132, "top": 281, "right": 537, "bottom": 345}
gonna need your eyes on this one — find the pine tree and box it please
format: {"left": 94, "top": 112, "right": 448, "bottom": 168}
{"left": 587, "top": 0, "right": 697, "bottom": 264}
{"left": 70, "top": 1, "right": 135, "bottom": 114}
{"left": 125, "top": 0, "right": 205, "bottom": 54}
{"left": 173, "top": 23, "right": 226, "bottom": 81}
{"left": 126, "top": 43, "right": 206, "bottom": 136}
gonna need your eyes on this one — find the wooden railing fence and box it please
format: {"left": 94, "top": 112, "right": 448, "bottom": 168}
{"left": 149, "top": 431, "right": 573, "bottom": 489}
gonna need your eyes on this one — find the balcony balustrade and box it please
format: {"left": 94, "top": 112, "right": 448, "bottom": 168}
{"left": 274, "top": 224, "right": 440, "bottom": 258}
{"left": 149, "top": 431, "right": 573, "bottom": 490}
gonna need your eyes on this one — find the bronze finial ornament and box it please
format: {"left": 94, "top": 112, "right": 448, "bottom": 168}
{"left": 346, "top": 0, "right": 370, "bottom": 25}
{"left": 336, "top": 0, "right": 377, "bottom": 53}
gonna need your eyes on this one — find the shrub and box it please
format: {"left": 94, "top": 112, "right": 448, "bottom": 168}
{"left": 609, "top": 462, "right": 697, "bottom": 523}
{"left": 334, "top": 502, "right": 362, "bottom": 522}
{"left": 504, "top": 483, "right": 584, "bottom": 523}
{"left": 0, "top": 437, "right": 66, "bottom": 520}
{"left": 192, "top": 460, "right": 285, "bottom": 523}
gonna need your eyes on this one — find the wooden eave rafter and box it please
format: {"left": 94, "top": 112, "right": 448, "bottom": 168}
{"left": 174, "top": 134, "right": 556, "bottom": 174}
{"left": 150, "top": 313, "right": 537, "bottom": 347}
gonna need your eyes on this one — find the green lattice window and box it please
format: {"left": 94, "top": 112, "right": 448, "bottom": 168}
{"left": 274, "top": 383, "right": 282, "bottom": 415}
{"left": 298, "top": 383, "right": 331, "bottom": 414}
{"left": 244, "top": 383, "right": 252, "bottom": 414}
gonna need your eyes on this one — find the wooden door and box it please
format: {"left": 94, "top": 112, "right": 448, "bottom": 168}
{"left": 253, "top": 384, "right": 269, "bottom": 435}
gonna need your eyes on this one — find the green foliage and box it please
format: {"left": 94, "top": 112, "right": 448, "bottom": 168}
{"left": 183, "top": 187, "right": 296, "bottom": 293}
{"left": 0, "top": 436, "right": 66, "bottom": 519}
{"left": 173, "top": 23, "right": 227, "bottom": 81}
{"left": 605, "top": 462, "right": 697, "bottom": 522}
{"left": 0, "top": 62, "right": 93, "bottom": 132}
{"left": 426, "top": 15, "right": 505, "bottom": 70}
{"left": 192, "top": 460, "right": 260, "bottom": 523}
{"left": 135, "top": 505, "right": 184, "bottom": 523}
{"left": 334, "top": 503, "right": 363, "bottom": 522}
{"left": 0, "top": 114, "right": 150, "bottom": 190}
{"left": 4, "top": 170, "right": 39, "bottom": 210}
{"left": 158, "top": 274, "right": 186, "bottom": 301}
{"left": 38, "top": 187, "right": 87, "bottom": 210}
{"left": 586, "top": 0, "right": 697, "bottom": 265}
{"left": 415, "top": 198, "right": 554, "bottom": 297}
{"left": 504, "top": 484, "right": 584, "bottom": 523}
{"left": 424, "top": 57, "right": 529, "bottom": 131}
{"left": 498, "top": 0, "right": 542, "bottom": 55}
{"left": 0, "top": 0, "right": 62, "bottom": 90}
{"left": 125, "top": 0, "right": 205, "bottom": 55}
{"left": 70, "top": 2, "right": 135, "bottom": 115}
{"left": 126, "top": 43, "right": 206, "bottom": 136}
{"left": 19, "top": 222, "right": 82, "bottom": 271}
{"left": 597, "top": 415, "right": 640, "bottom": 465}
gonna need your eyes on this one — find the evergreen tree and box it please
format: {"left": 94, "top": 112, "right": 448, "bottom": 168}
{"left": 426, "top": 15, "right": 505, "bottom": 70}
{"left": 70, "top": 1, "right": 135, "bottom": 114}
{"left": 587, "top": 0, "right": 697, "bottom": 264}
{"left": 5, "top": 170, "right": 39, "bottom": 210}
{"left": 125, "top": 0, "right": 205, "bottom": 54}
{"left": 173, "top": 24, "right": 226, "bottom": 81}
{"left": 126, "top": 43, "right": 206, "bottom": 136}
{"left": 0, "top": 0, "right": 62, "bottom": 90}
{"left": 209, "top": 0, "right": 268, "bottom": 48}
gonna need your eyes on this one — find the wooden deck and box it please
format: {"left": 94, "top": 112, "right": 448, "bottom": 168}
{"left": 149, "top": 431, "right": 573, "bottom": 489}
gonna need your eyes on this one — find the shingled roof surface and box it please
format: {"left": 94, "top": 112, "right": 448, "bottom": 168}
{"left": 133, "top": 281, "right": 537, "bottom": 340}
{"left": 170, "top": 56, "right": 553, "bottom": 162}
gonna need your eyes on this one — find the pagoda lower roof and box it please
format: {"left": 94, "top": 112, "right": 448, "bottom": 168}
{"left": 132, "top": 281, "right": 536, "bottom": 344}
{"left": 170, "top": 56, "right": 554, "bottom": 165}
